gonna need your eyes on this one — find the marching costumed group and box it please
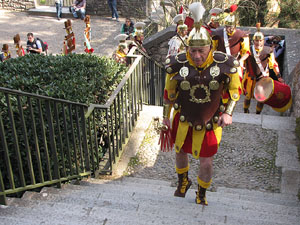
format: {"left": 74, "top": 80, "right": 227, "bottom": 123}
{"left": 160, "top": 2, "right": 292, "bottom": 206}
{"left": 112, "top": 21, "right": 147, "bottom": 64}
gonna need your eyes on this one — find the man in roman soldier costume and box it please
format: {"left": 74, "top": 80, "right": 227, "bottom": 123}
{"left": 167, "top": 14, "right": 188, "bottom": 57}
{"left": 211, "top": 5, "right": 250, "bottom": 86}
{"left": 128, "top": 22, "right": 147, "bottom": 54}
{"left": 206, "top": 8, "right": 223, "bottom": 31}
{"left": 159, "top": 2, "right": 241, "bottom": 206}
{"left": 112, "top": 34, "right": 129, "bottom": 65}
{"left": 242, "top": 23, "right": 283, "bottom": 114}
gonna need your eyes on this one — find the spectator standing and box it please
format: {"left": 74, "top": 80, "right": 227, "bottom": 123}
{"left": 108, "top": 0, "right": 119, "bottom": 22}
{"left": 71, "top": 0, "right": 86, "bottom": 20}
{"left": 55, "top": 0, "right": 63, "bottom": 20}
{"left": 26, "top": 33, "right": 42, "bottom": 54}
{"left": 121, "top": 18, "right": 136, "bottom": 38}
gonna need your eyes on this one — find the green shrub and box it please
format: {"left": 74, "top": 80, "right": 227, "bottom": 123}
{"left": 0, "top": 54, "right": 128, "bottom": 189}
{"left": 0, "top": 54, "right": 127, "bottom": 104}
{"left": 278, "top": 0, "right": 300, "bottom": 29}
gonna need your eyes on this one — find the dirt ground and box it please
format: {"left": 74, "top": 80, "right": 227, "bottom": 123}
{"left": 0, "top": 9, "right": 124, "bottom": 57}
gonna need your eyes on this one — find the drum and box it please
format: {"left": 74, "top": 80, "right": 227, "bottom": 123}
{"left": 254, "top": 77, "right": 292, "bottom": 112}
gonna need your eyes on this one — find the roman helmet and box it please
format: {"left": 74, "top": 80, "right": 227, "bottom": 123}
{"left": 134, "top": 22, "right": 146, "bottom": 37}
{"left": 173, "top": 14, "right": 188, "bottom": 33}
{"left": 209, "top": 8, "right": 223, "bottom": 24}
{"left": 114, "top": 33, "right": 128, "bottom": 50}
{"left": 224, "top": 4, "right": 238, "bottom": 27}
{"left": 187, "top": 2, "right": 211, "bottom": 47}
{"left": 253, "top": 23, "right": 264, "bottom": 40}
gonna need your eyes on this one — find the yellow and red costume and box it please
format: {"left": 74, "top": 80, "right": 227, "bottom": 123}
{"left": 112, "top": 49, "right": 127, "bottom": 64}
{"left": 211, "top": 28, "right": 249, "bottom": 101}
{"left": 243, "top": 45, "right": 278, "bottom": 99}
{"left": 242, "top": 45, "right": 291, "bottom": 113}
{"left": 164, "top": 50, "right": 241, "bottom": 159}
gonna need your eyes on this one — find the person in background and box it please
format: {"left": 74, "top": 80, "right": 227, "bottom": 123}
{"left": 129, "top": 22, "right": 147, "bottom": 53}
{"left": 13, "top": 34, "right": 25, "bottom": 57}
{"left": 121, "top": 18, "right": 136, "bottom": 39}
{"left": 55, "top": 0, "right": 63, "bottom": 20}
{"left": 71, "top": 0, "right": 86, "bottom": 20}
{"left": 26, "top": 33, "right": 42, "bottom": 54}
{"left": 112, "top": 34, "right": 129, "bottom": 64}
{"left": 167, "top": 14, "right": 188, "bottom": 57}
{"left": 206, "top": 8, "right": 223, "bottom": 32}
{"left": 264, "top": 35, "right": 285, "bottom": 78}
{"left": 242, "top": 23, "right": 282, "bottom": 114}
{"left": 108, "top": 0, "right": 119, "bottom": 22}
{"left": 0, "top": 44, "right": 11, "bottom": 62}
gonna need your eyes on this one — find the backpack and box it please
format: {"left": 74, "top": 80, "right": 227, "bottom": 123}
{"left": 36, "top": 37, "right": 48, "bottom": 52}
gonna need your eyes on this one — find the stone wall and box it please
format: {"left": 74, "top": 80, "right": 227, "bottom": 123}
{"left": 0, "top": 0, "right": 35, "bottom": 10}
{"left": 143, "top": 25, "right": 176, "bottom": 63}
{"left": 86, "top": 0, "right": 150, "bottom": 18}
{"left": 291, "top": 62, "right": 300, "bottom": 117}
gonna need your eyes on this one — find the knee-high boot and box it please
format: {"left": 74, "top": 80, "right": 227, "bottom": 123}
{"left": 244, "top": 98, "right": 251, "bottom": 113}
{"left": 174, "top": 166, "right": 192, "bottom": 198}
{"left": 195, "top": 177, "right": 211, "bottom": 205}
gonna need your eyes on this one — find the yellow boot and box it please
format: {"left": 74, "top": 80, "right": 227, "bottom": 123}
{"left": 195, "top": 177, "right": 211, "bottom": 206}
{"left": 174, "top": 166, "right": 192, "bottom": 198}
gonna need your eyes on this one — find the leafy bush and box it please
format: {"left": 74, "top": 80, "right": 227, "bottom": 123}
{"left": 278, "top": 0, "right": 300, "bottom": 29}
{"left": 0, "top": 54, "right": 128, "bottom": 190}
{"left": 0, "top": 54, "right": 127, "bottom": 104}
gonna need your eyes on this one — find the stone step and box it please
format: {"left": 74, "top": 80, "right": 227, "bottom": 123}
{"left": 27, "top": 6, "right": 73, "bottom": 18}
{"left": 217, "top": 186, "right": 300, "bottom": 204}
{"left": 0, "top": 216, "right": 43, "bottom": 225}
{"left": 7, "top": 180, "right": 299, "bottom": 225}
{"left": 1, "top": 197, "right": 297, "bottom": 225}
{"left": 80, "top": 177, "right": 300, "bottom": 207}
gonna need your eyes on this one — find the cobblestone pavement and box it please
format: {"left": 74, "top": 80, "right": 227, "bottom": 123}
{"left": 124, "top": 117, "right": 281, "bottom": 193}
{"left": 0, "top": 9, "right": 122, "bottom": 57}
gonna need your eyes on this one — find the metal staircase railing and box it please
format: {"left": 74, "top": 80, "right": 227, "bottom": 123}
{"left": 0, "top": 48, "right": 165, "bottom": 205}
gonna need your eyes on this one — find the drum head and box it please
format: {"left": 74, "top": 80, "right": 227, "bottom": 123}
{"left": 254, "top": 77, "right": 273, "bottom": 102}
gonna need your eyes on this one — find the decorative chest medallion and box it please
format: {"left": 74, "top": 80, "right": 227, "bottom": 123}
{"left": 209, "top": 64, "right": 221, "bottom": 91}
{"left": 179, "top": 66, "right": 190, "bottom": 91}
{"left": 209, "top": 80, "right": 219, "bottom": 90}
{"left": 180, "top": 80, "right": 191, "bottom": 90}
{"left": 210, "top": 65, "right": 220, "bottom": 77}
{"left": 179, "top": 66, "right": 189, "bottom": 77}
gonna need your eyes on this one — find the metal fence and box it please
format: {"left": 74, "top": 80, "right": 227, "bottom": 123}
{"left": 0, "top": 48, "right": 165, "bottom": 205}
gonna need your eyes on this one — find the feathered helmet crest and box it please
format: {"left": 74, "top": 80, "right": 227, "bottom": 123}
{"left": 187, "top": 2, "right": 211, "bottom": 47}
{"left": 253, "top": 22, "right": 264, "bottom": 40}
{"left": 224, "top": 4, "right": 238, "bottom": 27}
{"left": 173, "top": 14, "right": 188, "bottom": 32}
{"left": 114, "top": 34, "right": 128, "bottom": 49}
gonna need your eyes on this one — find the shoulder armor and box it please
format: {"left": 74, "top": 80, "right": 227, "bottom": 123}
{"left": 262, "top": 46, "right": 273, "bottom": 55}
{"left": 211, "top": 28, "right": 224, "bottom": 40}
{"left": 213, "top": 51, "right": 239, "bottom": 74}
{"left": 165, "top": 52, "right": 187, "bottom": 74}
{"left": 235, "top": 29, "right": 250, "bottom": 38}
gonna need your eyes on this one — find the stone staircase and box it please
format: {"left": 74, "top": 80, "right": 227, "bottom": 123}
{"left": 0, "top": 105, "right": 299, "bottom": 224}
{"left": 0, "top": 177, "right": 299, "bottom": 225}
